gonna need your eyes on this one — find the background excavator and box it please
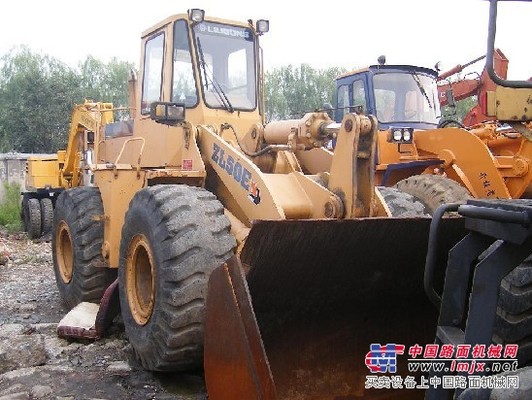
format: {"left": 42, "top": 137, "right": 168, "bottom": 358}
{"left": 436, "top": 48, "right": 508, "bottom": 126}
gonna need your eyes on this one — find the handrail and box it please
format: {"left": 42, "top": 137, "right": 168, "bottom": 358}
{"left": 114, "top": 137, "right": 146, "bottom": 168}
{"left": 486, "top": 0, "right": 532, "bottom": 88}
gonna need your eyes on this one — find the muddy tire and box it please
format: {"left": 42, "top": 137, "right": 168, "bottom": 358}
{"left": 25, "top": 198, "right": 42, "bottom": 239}
{"left": 40, "top": 198, "right": 53, "bottom": 234}
{"left": 118, "top": 185, "right": 235, "bottom": 371}
{"left": 52, "top": 187, "right": 115, "bottom": 309}
{"left": 377, "top": 186, "right": 428, "bottom": 217}
{"left": 395, "top": 174, "right": 472, "bottom": 214}
{"left": 495, "top": 255, "right": 532, "bottom": 364}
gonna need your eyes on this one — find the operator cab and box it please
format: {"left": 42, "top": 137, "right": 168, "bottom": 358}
{"left": 140, "top": 9, "right": 268, "bottom": 129}
{"left": 335, "top": 65, "right": 441, "bottom": 131}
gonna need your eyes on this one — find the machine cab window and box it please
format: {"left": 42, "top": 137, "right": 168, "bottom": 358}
{"left": 172, "top": 20, "right": 198, "bottom": 107}
{"left": 336, "top": 84, "right": 349, "bottom": 120}
{"left": 351, "top": 80, "right": 367, "bottom": 114}
{"left": 336, "top": 80, "right": 367, "bottom": 122}
{"left": 193, "top": 21, "right": 256, "bottom": 111}
{"left": 373, "top": 72, "right": 440, "bottom": 124}
{"left": 374, "top": 86, "right": 396, "bottom": 122}
{"left": 141, "top": 32, "right": 165, "bottom": 114}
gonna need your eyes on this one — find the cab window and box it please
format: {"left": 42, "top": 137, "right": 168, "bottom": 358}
{"left": 351, "top": 80, "right": 367, "bottom": 113}
{"left": 337, "top": 84, "right": 349, "bottom": 120}
{"left": 172, "top": 20, "right": 197, "bottom": 107}
{"left": 375, "top": 88, "right": 396, "bottom": 122}
{"left": 194, "top": 22, "right": 256, "bottom": 111}
{"left": 141, "top": 33, "right": 165, "bottom": 114}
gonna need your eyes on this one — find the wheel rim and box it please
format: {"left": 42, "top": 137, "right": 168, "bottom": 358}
{"left": 56, "top": 221, "right": 73, "bottom": 284}
{"left": 126, "top": 234, "right": 156, "bottom": 326}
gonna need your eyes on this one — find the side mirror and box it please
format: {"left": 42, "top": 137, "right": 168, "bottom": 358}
{"left": 150, "top": 102, "right": 186, "bottom": 125}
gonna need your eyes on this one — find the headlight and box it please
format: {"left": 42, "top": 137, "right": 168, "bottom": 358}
{"left": 393, "top": 129, "right": 403, "bottom": 141}
{"left": 388, "top": 127, "right": 414, "bottom": 144}
{"left": 403, "top": 129, "right": 413, "bottom": 142}
{"left": 188, "top": 9, "right": 205, "bottom": 23}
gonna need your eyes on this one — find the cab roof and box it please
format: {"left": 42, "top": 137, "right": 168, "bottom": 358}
{"left": 141, "top": 13, "right": 254, "bottom": 38}
{"left": 337, "top": 65, "right": 438, "bottom": 81}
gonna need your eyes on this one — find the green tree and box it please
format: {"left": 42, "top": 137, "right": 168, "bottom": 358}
{"left": 265, "top": 64, "right": 346, "bottom": 122}
{"left": 0, "top": 47, "right": 81, "bottom": 153}
{"left": 78, "top": 55, "right": 135, "bottom": 108}
{"left": 0, "top": 48, "right": 136, "bottom": 153}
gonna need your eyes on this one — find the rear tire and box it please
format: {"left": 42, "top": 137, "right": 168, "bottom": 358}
{"left": 52, "top": 187, "right": 115, "bottom": 309}
{"left": 25, "top": 198, "right": 42, "bottom": 239}
{"left": 395, "top": 174, "right": 472, "bottom": 214}
{"left": 40, "top": 198, "right": 53, "bottom": 234}
{"left": 377, "top": 186, "right": 428, "bottom": 217}
{"left": 118, "top": 185, "right": 235, "bottom": 371}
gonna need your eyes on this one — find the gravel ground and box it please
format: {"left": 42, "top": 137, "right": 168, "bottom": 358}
{"left": 0, "top": 231, "right": 205, "bottom": 400}
{"left": 2, "top": 230, "right": 532, "bottom": 400}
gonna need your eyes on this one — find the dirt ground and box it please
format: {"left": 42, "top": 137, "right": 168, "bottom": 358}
{"left": 0, "top": 231, "right": 205, "bottom": 400}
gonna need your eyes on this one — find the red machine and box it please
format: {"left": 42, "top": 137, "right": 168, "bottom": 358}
{"left": 437, "top": 49, "right": 509, "bottom": 126}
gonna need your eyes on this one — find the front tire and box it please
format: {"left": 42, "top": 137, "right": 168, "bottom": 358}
{"left": 377, "top": 186, "right": 428, "bottom": 217}
{"left": 395, "top": 174, "right": 472, "bottom": 214}
{"left": 118, "top": 185, "right": 235, "bottom": 371}
{"left": 52, "top": 187, "right": 115, "bottom": 309}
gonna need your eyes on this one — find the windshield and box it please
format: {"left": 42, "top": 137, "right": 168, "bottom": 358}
{"left": 373, "top": 72, "right": 441, "bottom": 124}
{"left": 193, "top": 21, "right": 256, "bottom": 111}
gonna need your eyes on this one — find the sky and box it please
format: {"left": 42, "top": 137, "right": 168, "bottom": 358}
{"left": 0, "top": 0, "right": 529, "bottom": 80}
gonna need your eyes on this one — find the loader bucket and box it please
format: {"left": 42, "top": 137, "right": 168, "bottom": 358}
{"left": 205, "top": 217, "right": 465, "bottom": 400}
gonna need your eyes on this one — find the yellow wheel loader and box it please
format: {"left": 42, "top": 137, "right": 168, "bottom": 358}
{"left": 48, "top": 2, "right": 532, "bottom": 399}
{"left": 51, "top": 9, "right": 471, "bottom": 400}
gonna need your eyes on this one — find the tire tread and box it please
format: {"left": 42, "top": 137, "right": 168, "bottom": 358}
{"left": 119, "top": 184, "right": 235, "bottom": 371}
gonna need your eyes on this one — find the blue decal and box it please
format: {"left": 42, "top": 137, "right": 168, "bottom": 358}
{"left": 212, "top": 143, "right": 254, "bottom": 195}
{"left": 225, "top": 155, "right": 234, "bottom": 175}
